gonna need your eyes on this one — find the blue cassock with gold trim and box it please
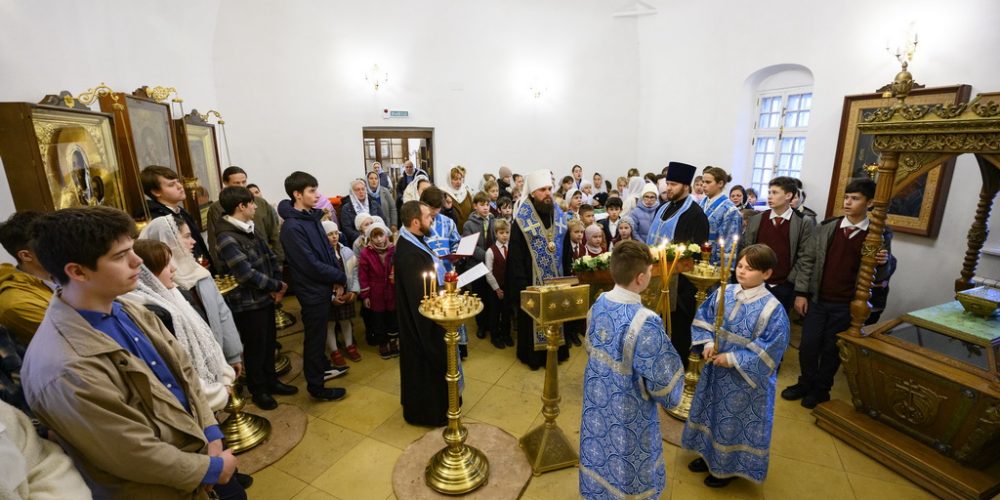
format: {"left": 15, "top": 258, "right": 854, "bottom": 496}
{"left": 579, "top": 286, "right": 685, "bottom": 500}
{"left": 682, "top": 282, "right": 789, "bottom": 483}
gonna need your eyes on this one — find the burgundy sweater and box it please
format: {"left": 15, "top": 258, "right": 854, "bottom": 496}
{"left": 756, "top": 211, "right": 792, "bottom": 285}
{"left": 819, "top": 226, "right": 867, "bottom": 303}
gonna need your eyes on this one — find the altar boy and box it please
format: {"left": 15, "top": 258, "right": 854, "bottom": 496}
{"left": 682, "top": 244, "right": 790, "bottom": 488}
{"left": 579, "top": 240, "right": 685, "bottom": 500}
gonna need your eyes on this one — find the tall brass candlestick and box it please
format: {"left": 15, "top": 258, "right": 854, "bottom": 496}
{"left": 419, "top": 271, "right": 489, "bottom": 495}
{"left": 519, "top": 283, "right": 590, "bottom": 475}
{"left": 713, "top": 236, "right": 739, "bottom": 347}
{"left": 659, "top": 242, "right": 671, "bottom": 334}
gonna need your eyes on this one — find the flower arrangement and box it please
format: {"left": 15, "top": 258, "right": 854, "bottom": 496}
{"left": 571, "top": 252, "right": 612, "bottom": 272}
{"left": 655, "top": 242, "right": 702, "bottom": 262}
{"left": 571, "top": 242, "right": 700, "bottom": 272}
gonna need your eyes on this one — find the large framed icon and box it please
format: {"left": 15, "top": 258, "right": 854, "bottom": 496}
{"left": 0, "top": 99, "right": 130, "bottom": 213}
{"left": 175, "top": 110, "right": 223, "bottom": 230}
{"left": 827, "top": 85, "right": 972, "bottom": 237}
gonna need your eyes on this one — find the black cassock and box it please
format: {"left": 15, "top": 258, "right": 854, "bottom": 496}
{"left": 658, "top": 196, "right": 710, "bottom": 367}
{"left": 505, "top": 209, "right": 570, "bottom": 370}
{"left": 395, "top": 233, "right": 448, "bottom": 427}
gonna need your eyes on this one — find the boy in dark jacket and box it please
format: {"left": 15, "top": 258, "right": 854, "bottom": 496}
{"left": 141, "top": 165, "right": 213, "bottom": 270}
{"left": 278, "top": 172, "right": 349, "bottom": 402}
{"left": 216, "top": 186, "right": 296, "bottom": 410}
{"left": 463, "top": 192, "right": 495, "bottom": 341}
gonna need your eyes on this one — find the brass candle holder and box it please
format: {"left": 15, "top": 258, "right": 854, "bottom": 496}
{"left": 519, "top": 282, "right": 590, "bottom": 475}
{"left": 667, "top": 238, "right": 737, "bottom": 422}
{"left": 668, "top": 256, "right": 720, "bottom": 421}
{"left": 220, "top": 382, "right": 271, "bottom": 454}
{"left": 419, "top": 271, "right": 489, "bottom": 495}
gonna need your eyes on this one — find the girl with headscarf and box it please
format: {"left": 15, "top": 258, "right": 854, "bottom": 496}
{"left": 628, "top": 183, "right": 662, "bottom": 243}
{"left": 139, "top": 215, "right": 244, "bottom": 373}
{"left": 321, "top": 221, "right": 361, "bottom": 368}
{"left": 127, "top": 240, "right": 235, "bottom": 411}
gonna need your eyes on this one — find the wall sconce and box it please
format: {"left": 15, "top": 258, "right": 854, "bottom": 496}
{"left": 529, "top": 80, "right": 547, "bottom": 99}
{"left": 365, "top": 64, "right": 388, "bottom": 91}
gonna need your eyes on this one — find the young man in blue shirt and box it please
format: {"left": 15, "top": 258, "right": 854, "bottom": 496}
{"left": 21, "top": 206, "right": 244, "bottom": 499}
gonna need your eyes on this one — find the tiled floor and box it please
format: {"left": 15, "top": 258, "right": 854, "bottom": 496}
{"left": 254, "top": 315, "right": 938, "bottom": 500}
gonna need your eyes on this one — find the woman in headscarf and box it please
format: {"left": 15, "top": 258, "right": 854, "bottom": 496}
{"left": 139, "top": 215, "right": 244, "bottom": 375}
{"left": 127, "top": 240, "right": 235, "bottom": 411}
{"left": 339, "top": 178, "right": 383, "bottom": 248}
{"left": 621, "top": 176, "right": 647, "bottom": 216}
{"left": 441, "top": 166, "right": 475, "bottom": 229}
{"left": 367, "top": 170, "right": 397, "bottom": 229}
{"left": 402, "top": 174, "right": 429, "bottom": 204}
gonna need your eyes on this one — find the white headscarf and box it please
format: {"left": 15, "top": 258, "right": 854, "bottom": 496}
{"left": 139, "top": 216, "right": 211, "bottom": 290}
{"left": 123, "top": 265, "right": 235, "bottom": 410}
{"left": 403, "top": 174, "right": 429, "bottom": 203}
{"left": 442, "top": 177, "right": 472, "bottom": 204}
{"left": 348, "top": 179, "right": 370, "bottom": 217}
{"left": 624, "top": 176, "right": 645, "bottom": 200}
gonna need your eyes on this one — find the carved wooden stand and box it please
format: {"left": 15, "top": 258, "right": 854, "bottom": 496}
{"left": 822, "top": 75, "right": 1000, "bottom": 499}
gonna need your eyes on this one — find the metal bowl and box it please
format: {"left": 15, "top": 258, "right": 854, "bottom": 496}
{"left": 956, "top": 286, "right": 1000, "bottom": 318}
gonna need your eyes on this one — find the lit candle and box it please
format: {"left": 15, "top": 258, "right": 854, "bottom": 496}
{"left": 432, "top": 263, "right": 438, "bottom": 294}
{"left": 714, "top": 238, "right": 728, "bottom": 345}
{"left": 423, "top": 272, "right": 428, "bottom": 298}
{"left": 729, "top": 235, "right": 739, "bottom": 268}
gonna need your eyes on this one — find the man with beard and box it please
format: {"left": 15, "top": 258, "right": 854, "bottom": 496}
{"left": 507, "top": 170, "right": 570, "bottom": 370}
{"left": 395, "top": 200, "right": 449, "bottom": 426}
{"left": 646, "top": 162, "right": 709, "bottom": 367}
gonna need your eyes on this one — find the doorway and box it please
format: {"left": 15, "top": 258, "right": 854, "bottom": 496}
{"left": 362, "top": 128, "right": 434, "bottom": 200}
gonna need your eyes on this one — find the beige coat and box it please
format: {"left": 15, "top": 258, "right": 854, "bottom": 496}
{"left": 21, "top": 296, "right": 218, "bottom": 500}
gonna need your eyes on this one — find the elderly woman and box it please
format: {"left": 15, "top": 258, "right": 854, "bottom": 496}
{"left": 339, "top": 178, "right": 383, "bottom": 248}
{"left": 367, "top": 170, "right": 397, "bottom": 229}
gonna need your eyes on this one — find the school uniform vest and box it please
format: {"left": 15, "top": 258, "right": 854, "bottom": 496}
{"left": 490, "top": 243, "right": 508, "bottom": 288}
{"left": 819, "top": 226, "right": 868, "bottom": 303}
{"left": 756, "top": 211, "right": 793, "bottom": 285}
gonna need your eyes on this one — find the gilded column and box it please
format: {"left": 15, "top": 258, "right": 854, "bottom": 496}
{"left": 848, "top": 150, "right": 899, "bottom": 336}
{"left": 956, "top": 154, "right": 1000, "bottom": 291}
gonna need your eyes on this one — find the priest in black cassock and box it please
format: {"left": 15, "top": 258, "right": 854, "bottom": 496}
{"left": 395, "top": 200, "right": 449, "bottom": 426}
{"left": 645, "top": 161, "right": 709, "bottom": 366}
{"left": 507, "top": 170, "right": 571, "bottom": 370}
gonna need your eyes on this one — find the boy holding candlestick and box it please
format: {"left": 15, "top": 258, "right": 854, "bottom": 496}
{"left": 682, "top": 243, "right": 790, "bottom": 488}
{"left": 579, "top": 240, "right": 685, "bottom": 499}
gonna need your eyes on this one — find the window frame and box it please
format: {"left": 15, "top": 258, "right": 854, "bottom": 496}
{"left": 748, "top": 85, "right": 813, "bottom": 198}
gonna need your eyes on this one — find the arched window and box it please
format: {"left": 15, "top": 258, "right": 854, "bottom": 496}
{"left": 746, "top": 66, "right": 813, "bottom": 199}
